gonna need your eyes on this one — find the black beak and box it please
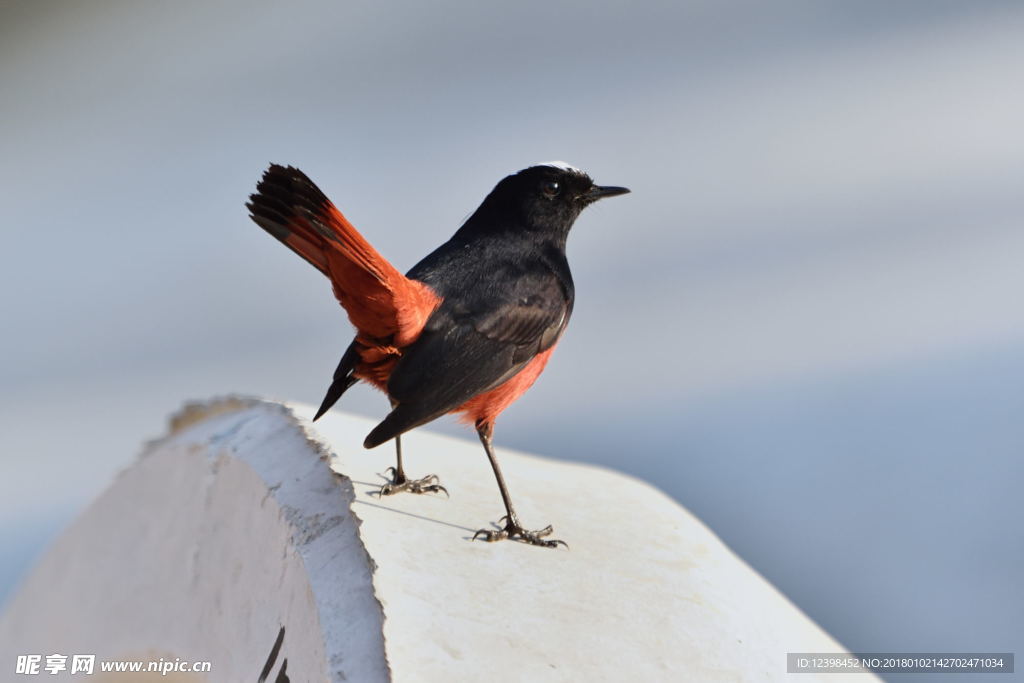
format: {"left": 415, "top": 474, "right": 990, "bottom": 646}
{"left": 583, "top": 185, "right": 631, "bottom": 202}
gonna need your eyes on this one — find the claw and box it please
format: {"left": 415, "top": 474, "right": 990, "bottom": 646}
{"left": 472, "top": 518, "right": 567, "bottom": 548}
{"left": 377, "top": 472, "right": 449, "bottom": 498}
{"left": 472, "top": 529, "right": 501, "bottom": 542}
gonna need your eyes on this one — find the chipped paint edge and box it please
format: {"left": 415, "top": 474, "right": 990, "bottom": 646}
{"left": 156, "top": 395, "right": 394, "bottom": 682}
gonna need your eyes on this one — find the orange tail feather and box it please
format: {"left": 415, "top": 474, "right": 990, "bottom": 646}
{"left": 248, "top": 164, "right": 440, "bottom": 347}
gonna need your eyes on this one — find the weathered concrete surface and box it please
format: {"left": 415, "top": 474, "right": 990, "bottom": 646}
{"left": 0, "top": 399, "right": 386, "bottom": 683}
{"left": 0, "top": 397, "right": 876, "bottom": 682}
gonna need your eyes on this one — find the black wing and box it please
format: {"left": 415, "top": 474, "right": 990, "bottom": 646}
{"left": 362, "top": 267, "right": 569, "bottom": 447}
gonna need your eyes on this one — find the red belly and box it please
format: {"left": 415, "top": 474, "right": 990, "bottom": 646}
{"left": 455, "top": 345, "right": 558, "bottom": 428}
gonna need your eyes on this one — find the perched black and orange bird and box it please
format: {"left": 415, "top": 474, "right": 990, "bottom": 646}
{"left": 248, "top": 162, "right": 629, "bottom": 546}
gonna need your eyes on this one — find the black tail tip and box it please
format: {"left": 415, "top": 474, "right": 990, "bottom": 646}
{"left": 364, "top": 420, "right": 397, "bottom": 449}
{"left": 311, "top": 389, "right": 336, "bottom": 422}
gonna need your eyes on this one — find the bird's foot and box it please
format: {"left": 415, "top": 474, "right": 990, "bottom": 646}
{"left": 378, "top": 467, "right": 448, "bottom": 497}
{"left": 472, "top": 515, "right": 567, "bottom": 548}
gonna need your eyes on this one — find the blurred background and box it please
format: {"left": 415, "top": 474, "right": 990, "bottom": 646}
{"left": 2, "top": 1, "right": 1021, "bottom": 679}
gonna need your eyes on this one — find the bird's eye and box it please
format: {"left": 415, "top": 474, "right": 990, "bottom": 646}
{"left": 543, "top": 180, "right": 560, "bottom": 197}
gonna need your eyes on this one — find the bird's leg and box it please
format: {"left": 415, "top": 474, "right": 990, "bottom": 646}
{"left": 379, "top": 433, "right": 448, "bottom": 497}
{"left": 472, "top": 423, "right": 566, "bottom": 548}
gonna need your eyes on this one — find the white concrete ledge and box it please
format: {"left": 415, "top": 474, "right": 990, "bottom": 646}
{"left": 0, "top": 397, "right": 875, "bottom": 682}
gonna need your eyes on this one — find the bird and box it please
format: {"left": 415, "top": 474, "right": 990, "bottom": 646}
{"left": 247, "top": 162, "right": 629, "bottom": 547}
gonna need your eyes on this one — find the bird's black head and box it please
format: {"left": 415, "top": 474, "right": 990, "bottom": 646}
{"left": 459, "top": 162, "right": 629, "bottom": 242}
